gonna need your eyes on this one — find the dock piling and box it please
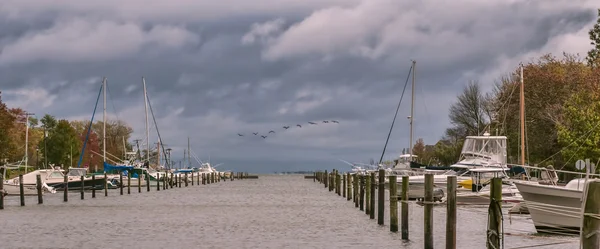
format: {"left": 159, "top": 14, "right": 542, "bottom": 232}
{"left": 92, "top": 175, "right": 96, "bottom": 198}
{"left": 119, "top": 173, "right": 123, "bottom": 195}
{"left": 347, "top": 173, "right": 351, "bottom": 201}
{"left": 127, "top": 172, "right": 131, "bottom": 195}
{"left": 370, "top": 172, "right": 376, "bottom": 220}
{"left": 390, "top": 175, "right": 398, "bottom": 232}
{"left": 446, "top": 176, "right": 457, "bottom": 249}
{"left": 36, "top": 174, "right": 43, "bottom": 204}
{"left": 19, "top": 174, "right": 25, "bottom": 206}
{"left": 81, "top": 175, "right": 85, "bottom": 199}
{"left": 377, "top": 169, "right": 384, "bottom": 225}
{"left": 104, "top": 173, "right": 108, "bottom": 197}
{"left": 365, "top": 175, "right": 370, "bottom": 215}
{"left": 359, "top": 175, "right": 365, "bottom": 211}
{"left": 486, "top": 178, "right": 503, "bottom": 249}
{"left": 401, "top": 175, "right": 409, "bottom": 239}
{"left": 424, "top": 173, "right": 434, "bottom": 249}
{"left": 63, "top": 175, "right": 68, "bottom": 202}
{"left": 0, "top": 176, "right": 4, "bottom": 209}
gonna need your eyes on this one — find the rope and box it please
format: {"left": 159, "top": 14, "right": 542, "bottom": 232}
{"left": 486, "top": 197, "right": 504, "bottom": 249}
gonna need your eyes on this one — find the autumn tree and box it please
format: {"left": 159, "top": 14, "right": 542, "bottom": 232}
{"left": 412, "top": 138, "right": 425, "bottom": 159}
{"left": 491, "top": 54, "right": 595, "bottom": 165}
{"left": 0, "top": 91, "right": 16, "bottom": 163}
{"left": 588, "top": 9, "right": 600, "bottom": 67}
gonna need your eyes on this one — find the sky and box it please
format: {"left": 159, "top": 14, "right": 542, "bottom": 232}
{"left": 0, "top": 0, "right": 598, "bottom": 173}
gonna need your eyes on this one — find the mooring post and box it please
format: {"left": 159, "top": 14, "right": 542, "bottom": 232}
{"left": 119, "top": 173, "right": 123, "bottom": 195}
{"left": 347, "top": 173, "right": 351, "bottom": 201}
{"left": 104, "top": 173, "right": 108, "bottom": 197}
{"left": 127, "top": 172, "right": 131, "bottom": 195}
{"left": 0, "top": 176, "right": 4, "bottom": 209}
{"left": 378, "top": 169, "right": 385, "bottom": 225}
{"left": 324, "top": 170, "right": 328, "bottom": 189}
{"left": 171, "top": 173, "right": 174, "bottom": 187}
{"left": 19, "top": 174, "right": 25, "bottom": 206}
{"left": 365, "top": 174, "right": 371, "bottom": 215}
{"left": 138, "top": 173, "right": 141, "bottom": 193}
{"left": 80, "top": 175, "right": 85, "bottom": 200}
{"left": 447, "top": 176, "right": 457, "bottom": 249}
{"left": 359, "top": 175, "right": 365, "bottom": 211}
{"left": 156, "top": 173, "right": 160, "bottom": 191}
{"left": 146, "top": 173, "right": 151, "bottom": 192}
{"left": 202, "top": 174, "right": 206, "bottom": 185}
{"left": 390, "top": 175, "right": 398, "bottom": 232}
{"left": 402, "top": 175, "right": 409, "bottom": 239}
{"left": 424, "top": 173, "right": 434, "bottom": 249}
{"left": 486, "top": 178, "right": 503, "bottom": 249}
{"left": 36, "top": 174, "right": 43, "bottom": 204}
{"left": 63, "top": 175, "right": 68, "bottom": 202}
{"left": 191, "top": 172, "right": 194, "bottom": 186}
{"left": 337, "top": 173, "right": 341, "bottom": 196}
{"left": 582, "top": 179, "right": 600, "bottom": 249}
{"left": 185, "top": 173, "right": 189, "bottom": 187}
{"left": 91, "top": 175, "right": 96, "bottom": 198}
{"left": 354, "top": 174, "right": 359, "bottom": 208}
{"left": 179, "top": 174, "right": 182, "bottom": 188}
{"left": 342, "top": 174, "right": 346, "bottom": 198}
{"left": 370, "top": 172, "right": 376, "bottom": 220}
{"left": 163, "top": 173, "right": 167, "bottom": 190}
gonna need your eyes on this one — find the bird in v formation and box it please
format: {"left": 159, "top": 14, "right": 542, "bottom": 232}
{"left": 236, "top": 120, "right": 340, "bottom": 139}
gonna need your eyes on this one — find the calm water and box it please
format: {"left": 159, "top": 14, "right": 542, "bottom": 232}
{"left": 0, "top": 175, "right": 579, "bottom": 248}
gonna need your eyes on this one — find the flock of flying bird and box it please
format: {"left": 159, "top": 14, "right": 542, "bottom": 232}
{"left": 237, "top": 120, "right": 340, "bottom": 139}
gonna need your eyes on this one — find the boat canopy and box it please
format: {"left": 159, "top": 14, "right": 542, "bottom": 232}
{"left": 103, "top": 162, "right": 135, "bottom": 173}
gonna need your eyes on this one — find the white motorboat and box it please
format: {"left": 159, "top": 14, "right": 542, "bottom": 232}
{"left": 513, "top": 178, "right": 587, "bottom": 234}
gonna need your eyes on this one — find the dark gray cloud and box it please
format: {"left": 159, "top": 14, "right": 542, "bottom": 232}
{"left": 0, "top": 0, "right": 597, "bottom": 173}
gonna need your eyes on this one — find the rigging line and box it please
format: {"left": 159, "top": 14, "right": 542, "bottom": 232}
{"left": 77, "top": 83, "right": 103, "bottom": 168}
{"left": 145, "top": 92, "right": 169, "bottom": 168}
{"left": 105, "top": 81, "right": 121, "bottom": 123}
{"left": 378, "top": 63, "right": 413, "bottom": 165}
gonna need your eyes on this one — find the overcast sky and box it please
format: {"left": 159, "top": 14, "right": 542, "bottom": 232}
{"left": 0, "top": 0, "right": 597, "bottom": 173}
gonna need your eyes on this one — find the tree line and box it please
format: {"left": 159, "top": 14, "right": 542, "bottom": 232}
{"left": 412, "top": 9, "right": 600, "bottom": 171}
{"left": 0, "top": 97, "right": 135, "bottom": 173}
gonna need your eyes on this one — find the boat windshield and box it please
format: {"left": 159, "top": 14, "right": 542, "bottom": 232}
{"left": 67, "top": 168, "right": 87, "bottom": 177}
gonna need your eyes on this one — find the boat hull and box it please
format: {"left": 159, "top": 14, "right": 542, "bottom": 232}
{"left": 513, "top": 181, "right": 582, "bottom": 234}
{"left": 48, "top": 178, "right": 108, "bottom": 190}
{"left": 2, "top": 184, "right": 39, "bottom": 196}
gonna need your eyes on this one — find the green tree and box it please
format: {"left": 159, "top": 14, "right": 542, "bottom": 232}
{"left": 588, "top": 9, "right": 600, "bottom": 67}
{"left": 557, "top": 90, "right": 600, "bottom": 169}
{"left": 40, "top": 119, "right": 81, "bottom": 167}
{"left": 413, "top": 138, "right": 425, "bottom": 160}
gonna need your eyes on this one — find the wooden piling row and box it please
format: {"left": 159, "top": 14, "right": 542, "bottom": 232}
{"left": 2, "top": 170, "right": 247, "bottom": 209}
{"left": 313, "top": 171, "right": 464, "bottom": 249}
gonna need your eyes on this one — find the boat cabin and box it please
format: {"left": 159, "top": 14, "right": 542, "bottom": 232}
{"left": 452, "top": 133, "right": 507, "bottom": 169}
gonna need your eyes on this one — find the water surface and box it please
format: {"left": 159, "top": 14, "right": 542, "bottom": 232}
{"left": 0, "top": 175, "right": 579, "bottom": 248}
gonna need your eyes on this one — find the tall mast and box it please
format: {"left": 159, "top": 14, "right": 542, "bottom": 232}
{"left": 143, "top": 77, "right": 150, "bottom": 165}
{"left": 520, "top": 64, "right": 526, "bottom": 166}
{"left": 409, "top": 60, "right": 416, "bottom": 161}
{"left": 24, "top": 112, "right": 34, "bottom": 172}
{"left": 188, "top": 137, "right": 191, "bottom": 168}
{"left": 103, "top": 77, "right": 107, "bottom": 165}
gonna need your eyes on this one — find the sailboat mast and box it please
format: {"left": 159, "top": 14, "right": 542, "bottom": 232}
{"left": 24, "top": 112, "right": 33, "bottom": 172}
{"left": 409, "top": 60, "right": 416, "bottom": 161}
{"left": 143, "top": 77, "right": 150, "bottom": 165}
{"left": 103, "top": 77, "right": 107, "bottom": 165}
{"left": 520, "top": 64, "right": 525, "bottom": 166}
